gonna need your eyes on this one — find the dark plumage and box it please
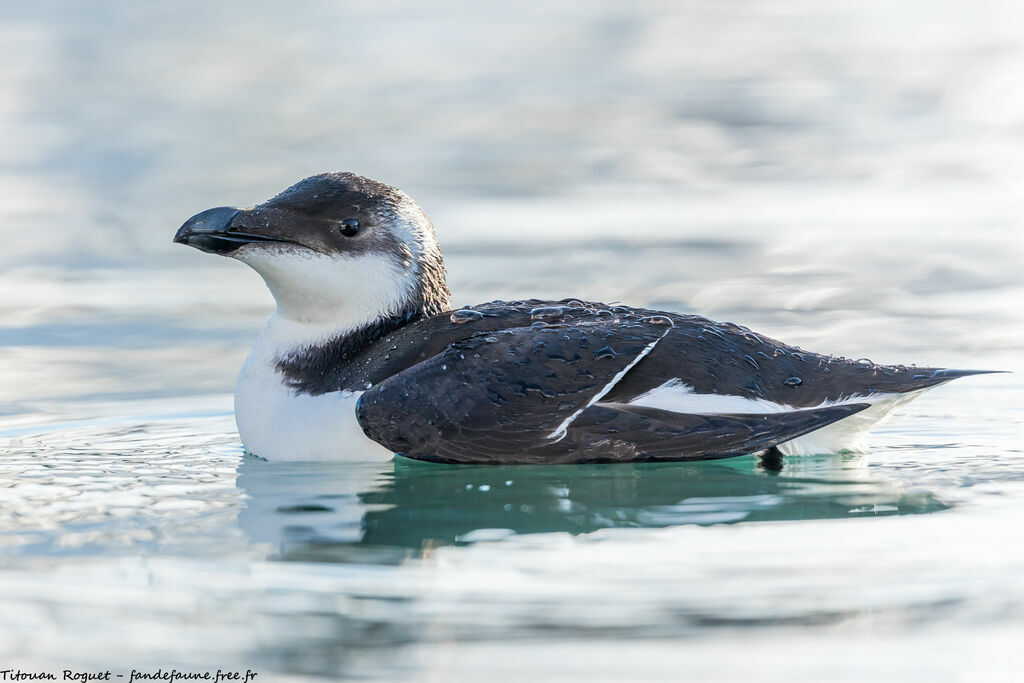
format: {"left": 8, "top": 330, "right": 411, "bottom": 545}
{"left": 279, "top": 299, "right": 976, "bottom": 402}
{"left": 174, "top": 172, "right": 997, "bottom": 465}
{"left": 331, "top": 299, "right": 980, "bottom": 464}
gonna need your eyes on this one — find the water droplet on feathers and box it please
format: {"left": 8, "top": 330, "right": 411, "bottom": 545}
{"left": 531, "top": 306, "right": 565, "bottom": 320}
{"left": 783, "top": 377, "right": 802, "bottom": 386}
{"left": 451, "top": 309, "right": 484, "bottom": 324}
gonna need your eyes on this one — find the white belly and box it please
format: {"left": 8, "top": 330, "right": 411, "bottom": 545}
{"left": 234, "top": 356, "right": 394, "bottom": 462}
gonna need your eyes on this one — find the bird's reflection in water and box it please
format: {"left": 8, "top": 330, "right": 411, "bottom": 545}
{"left": 235, "top": 452, "right": 947, "bottom": 563}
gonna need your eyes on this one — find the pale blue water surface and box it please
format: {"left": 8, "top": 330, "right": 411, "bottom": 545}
{"left": 2, "top": 2, "right": 1024, "bottom": 681}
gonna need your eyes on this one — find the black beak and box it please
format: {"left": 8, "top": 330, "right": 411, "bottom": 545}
{"left": 174, "top": 206, "right": 244, "bottom": 255}
{"left": 175, "top": 205, "right": 301, "bottom": 256}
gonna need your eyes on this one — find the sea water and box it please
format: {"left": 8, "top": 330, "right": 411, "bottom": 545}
{"left": 2, "top": 1, "right": 1024, "bottom": 680}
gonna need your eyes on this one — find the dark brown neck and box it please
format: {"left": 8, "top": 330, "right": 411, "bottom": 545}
{"left": 275, "top": 308, "right": 426, "bottom": 394}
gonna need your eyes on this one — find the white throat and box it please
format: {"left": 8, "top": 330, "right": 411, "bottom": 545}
{"left": 234, "top": 246, "right": 417, "bottom": 330}
{"left": 229, "top": 247, "right": 415, "bottom": 462}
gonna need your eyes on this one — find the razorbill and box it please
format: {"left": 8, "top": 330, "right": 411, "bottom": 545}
{"left": 174, "top": 172, "right": 994, "bottom": 464}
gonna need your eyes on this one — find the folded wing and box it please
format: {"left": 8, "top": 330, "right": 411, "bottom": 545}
{"left": 355, "top": 321, "right": 869, "bottom": 464}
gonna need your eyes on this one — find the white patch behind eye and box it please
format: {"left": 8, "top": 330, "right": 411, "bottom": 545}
{"left": 389, "top": 197, "right": 438, "bottom": 266}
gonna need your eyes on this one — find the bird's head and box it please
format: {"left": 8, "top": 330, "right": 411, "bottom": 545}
{"left": 175, "top": 172, "right": 450, "bottom": 328}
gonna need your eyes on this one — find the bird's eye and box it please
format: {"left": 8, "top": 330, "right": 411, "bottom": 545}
{"left": 339, "top": 219, "right": 361, "bottom": 237}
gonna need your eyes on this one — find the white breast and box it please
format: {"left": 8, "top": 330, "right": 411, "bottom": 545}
{"left": 233, "top": 317, "right": 394, "bottom": 462}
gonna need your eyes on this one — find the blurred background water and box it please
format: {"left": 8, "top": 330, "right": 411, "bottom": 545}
{"left": 1, "top": 1, "right": 1023, "bottom": 681}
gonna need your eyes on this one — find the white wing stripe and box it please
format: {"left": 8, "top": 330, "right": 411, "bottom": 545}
{"left": 547, "top": 326, "right": 674, "bottom": 441}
